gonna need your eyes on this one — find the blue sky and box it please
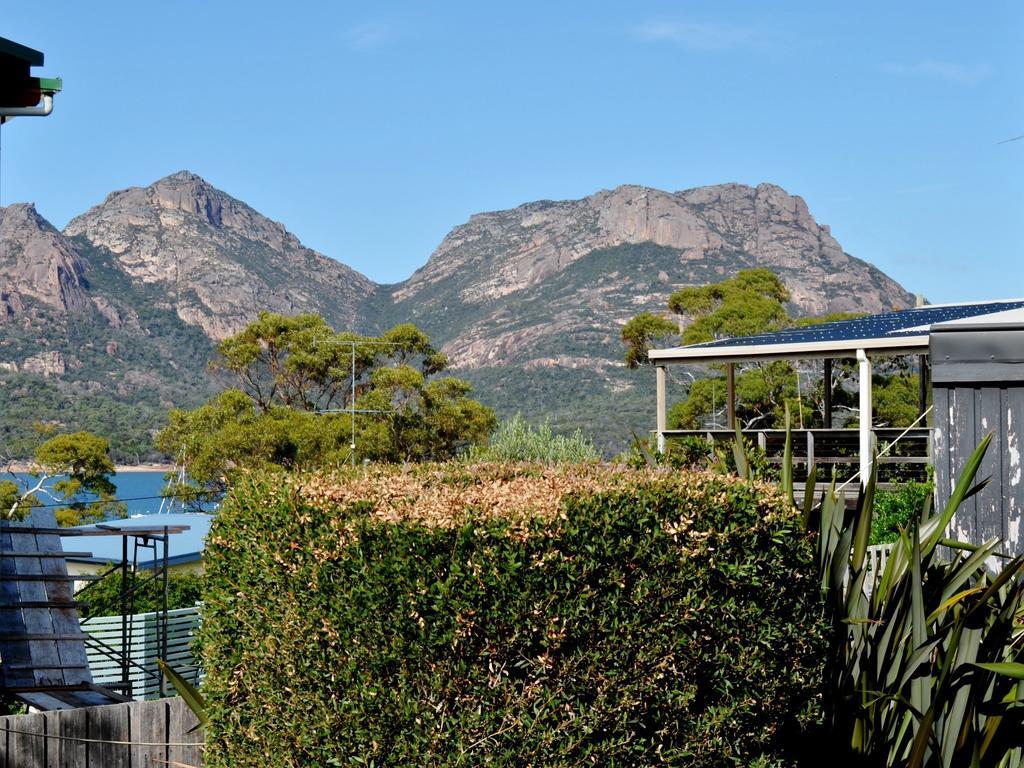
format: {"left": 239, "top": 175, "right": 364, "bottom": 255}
{"left": 3, "top": 2, "right": 1022, "bottom": 301}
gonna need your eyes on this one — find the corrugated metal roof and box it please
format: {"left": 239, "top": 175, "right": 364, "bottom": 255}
{"left": 649, "top": 299, "right": 1024, "bottom": 363}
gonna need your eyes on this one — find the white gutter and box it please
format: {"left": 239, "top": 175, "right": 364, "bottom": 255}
{"left": 0, "top": 93, "right": 54, "bottom": 118}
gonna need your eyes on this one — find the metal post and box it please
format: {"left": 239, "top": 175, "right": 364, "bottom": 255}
{"left": 823, "top": 358, "right": 833, "bottom": 429}
{"left": 918, "top": 354, "right": 929, "bottom": 422}
{"left": 120, "top": 535, "right": 129, "bottom": 696}
{"left": 350, "top": 343, "right": 356, "bottom": 465}
{"left": 857, "top": 349, "right": 873, "bottom": 489}
{"left": 726, "top": 362, "right": 736, "bottom": 429}
{"left": 160, "top": 527, "right": 169, "bottom": 697}
{"left": 656, "top": 365, "right": 667, "bottom": 453}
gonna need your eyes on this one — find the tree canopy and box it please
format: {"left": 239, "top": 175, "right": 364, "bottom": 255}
{"left": 624, "top": 269, "right": 919, "bottom": 431}
{"left": 3, "top": 429, "right": 124, "bottom": 526}
{"left": 157, "top": 312, "right": 496, "bottom": 493}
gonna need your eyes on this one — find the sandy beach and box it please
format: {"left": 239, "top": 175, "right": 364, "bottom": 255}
{"left": 5, "top": 462, "right": 174, "bottom": 474}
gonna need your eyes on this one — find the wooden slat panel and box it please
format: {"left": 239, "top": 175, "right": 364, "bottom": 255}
{"left": 136, "top": 698, "right": 170, "bottom": 768}
{"left": 88, "top": 702, "right": 131, "bottom": 768}
{"left": 1007, "top": 387, "right": 1024, "bottom": 554}
{"left": 0, "top": 527, "right": 33, "bottom": 689}
{"left": 168, "top": 696, "right": 203, "bottom": 768}
{"left": 35, "top": 523, "right": 91, "bottom": 689}
{"left": 0, "top": 552, "right": 93, "bottom": 559}
{"left": 951, "top": 387, "right": 979, "bottom": 543}
{"left": 9, "top": 712, "right": 47, "bottom": 768}
{"left": 53, "top": 707, "right": 87, "bottom": 768}
{"left": 10, "top": 517, "right": 64, "bottom": 691}
{"left": 976, "top": 387, "right": 1006, "bottom": 548}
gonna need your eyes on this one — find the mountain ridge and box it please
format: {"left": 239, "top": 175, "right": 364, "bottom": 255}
{"left": 0, "top": 172, "right": 916, "bottom": 455}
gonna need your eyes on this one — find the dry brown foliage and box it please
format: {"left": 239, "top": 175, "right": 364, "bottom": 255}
{"left": 291, "top": 462, "right": 785, "bottom": 531}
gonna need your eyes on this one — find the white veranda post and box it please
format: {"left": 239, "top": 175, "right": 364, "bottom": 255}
{"left": 656, "top": 365, "right": 667, "bottom": 453}
{"left": 857, "top": 349, "right": 873, "bottom": 489}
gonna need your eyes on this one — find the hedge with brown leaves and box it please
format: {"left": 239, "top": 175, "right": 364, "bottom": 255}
{"left": 201, "top": 463, "right": 825, "bottom": 767}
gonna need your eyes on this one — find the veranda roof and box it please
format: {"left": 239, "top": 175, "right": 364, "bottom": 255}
{"left": 648, "top": 299, "right": 1024, "bottom": 365}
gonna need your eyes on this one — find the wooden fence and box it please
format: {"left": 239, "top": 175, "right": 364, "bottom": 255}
{"left": 81, "top": 606, "right": 202, "bottom": 700}
{"left": 0, "top": 696, "right": 202, "bottom": 767}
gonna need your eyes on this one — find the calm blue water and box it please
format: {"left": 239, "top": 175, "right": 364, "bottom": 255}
{"left": 12, "top": 471, "right": 202, "bottom": 517}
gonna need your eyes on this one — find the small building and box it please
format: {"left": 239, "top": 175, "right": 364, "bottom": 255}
{"left": 61, "top": 513, "right": 213, "bottom": 584}
{"left": 930, "top": 322, "right": 1024, "bottom": 553}
{"left": 0, "top": 35, "right": 61, "bottom": 118}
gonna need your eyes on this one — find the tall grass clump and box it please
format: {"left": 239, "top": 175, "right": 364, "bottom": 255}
{"left": 466, "top": 414, "right": 600, "bottom": 463}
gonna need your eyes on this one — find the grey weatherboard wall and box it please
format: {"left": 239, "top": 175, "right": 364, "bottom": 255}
{"left": 931, "top": 324, "right": 1024, "bottom": 555}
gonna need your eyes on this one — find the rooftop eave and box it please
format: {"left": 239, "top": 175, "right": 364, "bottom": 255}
{"left": 647, "top": 334, "right": 931, "bottom": 365}
{"left": 0, "top": 37, "right": 45, "bottom": 67}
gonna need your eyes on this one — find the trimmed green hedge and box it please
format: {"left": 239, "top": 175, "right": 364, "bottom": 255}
{"left": 201, "top": 465, "right": 825, "bottom": 767}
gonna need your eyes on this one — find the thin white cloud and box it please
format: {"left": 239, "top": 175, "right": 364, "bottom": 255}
{"left": 881, "top": 60, "right": 990, "bottom": 85}
{"left": 631, "top": 20, "right": 755, "bottom": 51}
{"left": 344, "top": 21, "right": 395, "bottom": 51}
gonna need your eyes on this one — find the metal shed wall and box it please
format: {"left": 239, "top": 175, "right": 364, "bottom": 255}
{"left": 931, "top": 325, "right": 1024, "bottom": 554}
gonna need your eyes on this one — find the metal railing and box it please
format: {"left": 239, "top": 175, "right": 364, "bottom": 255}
{"left": 659, "top": 428, "right": 933, "bottom": 485}
{"left": 81, "top": 606, "right": 201, "bottom": 700}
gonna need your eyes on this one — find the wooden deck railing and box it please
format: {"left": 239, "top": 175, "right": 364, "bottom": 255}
{"left": 659, "top": 428, "right": 933, "bottom": 486}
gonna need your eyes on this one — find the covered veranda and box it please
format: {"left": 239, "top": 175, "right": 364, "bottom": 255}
{"left": 647, "top": 299, "right": 1024, "bottom": 490}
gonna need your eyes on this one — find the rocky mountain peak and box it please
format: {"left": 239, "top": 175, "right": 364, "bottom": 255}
{"left": 394, "top": 181, "right": 910, "bottom": 320}
{"left": 64, "top": 171, "right": 377, "bottom": 340}
{"left": 0, "top": 202, "right": 89, "bottom": 318}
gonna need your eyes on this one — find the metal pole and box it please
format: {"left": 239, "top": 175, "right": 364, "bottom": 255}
{"left": 857, "top": 349, "right": 873, "bottom": 489}
{"left": 656, "top": 365, "right": 667, "bottom": 453}
{"left": 725, "top": 363, "right": 736, "bottom": 429}
{"left": 120, "top": 535, "right": 129, "bottom": 696}
{"left": 918, "top": 354, "right": 929, "bottom": 422}
{"left": 823, "top": 358, "right": 833, "bottom": 429}
{"left": 160, "top": 527, "right": 169, "bottom": 697}
{"left": 351, "top": 343, "right": 356, "bottom": 465}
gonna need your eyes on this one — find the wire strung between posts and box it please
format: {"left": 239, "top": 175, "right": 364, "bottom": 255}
{"left": 831, "top": 404, "right": 934, "bottom": 495}
{"left": 2, "top": 490, "right": 214, "bottom": 510}
{"left": 0, "top": 724, "right": 203, "bottom": 748}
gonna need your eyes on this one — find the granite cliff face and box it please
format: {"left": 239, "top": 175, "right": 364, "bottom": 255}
{"left": 0, "top": 203, "right": 89, "bottom": 320}
{"left": 389, "top": 183, "right": 913, "bottom": 370}
{"left": 64, "top": 171, "right": 377, "bottom": 339}
{"left": 0, "top": 173, "right": 915, "bottom": 455}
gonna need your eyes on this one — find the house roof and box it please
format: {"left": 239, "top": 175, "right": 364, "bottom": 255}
{"left": 0, "top": 37, "right": 44, "bottom": 67}
{"left": 648, "top": 299, "right": 1024, "bottom": 365}
{"left": 62, "top": 513, "right": 214, "bottom": 568}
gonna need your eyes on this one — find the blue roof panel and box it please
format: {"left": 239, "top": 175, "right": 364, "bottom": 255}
{"left": 688, "top": 300, "right": 1024, "bottom": 350}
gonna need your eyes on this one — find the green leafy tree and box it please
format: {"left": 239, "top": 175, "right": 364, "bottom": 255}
{"left": 872, "top": 372, "right": 921, "bottom": 427}
{"left": 621, "top": 312, "right": 677, "bottom": 369}
{"left": 157, "top": 313, "right": 496, "bottom": 491}
{"left": 625, "top": 269, "right": 921, "bottom": 431}
{"left": 668, "top": 267, "right": 790, "bottom": 344}
{"left": 4, "top": 430, "right": 125, "bottom": 525}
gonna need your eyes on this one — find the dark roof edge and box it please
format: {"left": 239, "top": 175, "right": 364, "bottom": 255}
{"left": 0, "top": 37, "right": 44, "bottom": 66}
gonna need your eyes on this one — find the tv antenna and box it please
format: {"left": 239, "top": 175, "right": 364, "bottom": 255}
{"left": 312, "top": 338, "right": 406, "bottom": 465}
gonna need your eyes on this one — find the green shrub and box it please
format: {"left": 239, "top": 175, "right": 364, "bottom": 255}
{"left": 79, "top": 569, "right": 204, "bottom": 617}
{"left": 869, "top": 479, "right": 933, "bottom": 544}
{"left": 201, "top": 464, "right": 825, "bottom": 767}
{"left": 465, "top": 414, "right": 600, "bottom": 463}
